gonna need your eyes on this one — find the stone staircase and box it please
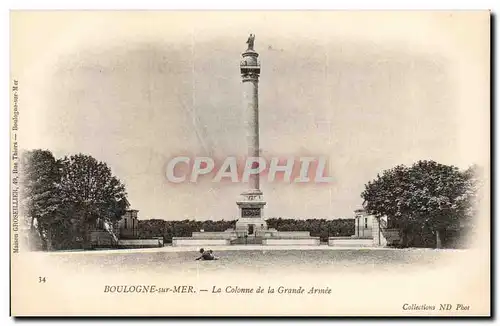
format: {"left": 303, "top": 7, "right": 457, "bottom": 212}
{"left": 230, "top": 236, "right": 263, "bottom": 245}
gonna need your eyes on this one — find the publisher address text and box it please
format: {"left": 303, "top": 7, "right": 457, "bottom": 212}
{"left": 12, "top": 80, "right": 20, "bottom": 254}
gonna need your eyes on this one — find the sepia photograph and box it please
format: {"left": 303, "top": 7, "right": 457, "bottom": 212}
{"left": 9, "top": 10, "right": 491, "bottom": 316}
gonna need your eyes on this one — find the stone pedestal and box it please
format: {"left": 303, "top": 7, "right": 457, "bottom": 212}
{"left": 235, "top": 190, "right": 266, "bottom": 236}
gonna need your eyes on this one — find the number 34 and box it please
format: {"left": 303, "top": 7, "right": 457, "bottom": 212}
{"left": 38, "top": 277, "right": 46, "bottom": 283}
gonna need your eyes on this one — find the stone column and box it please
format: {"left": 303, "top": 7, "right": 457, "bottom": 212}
{"left": 242, "top": 71, "right": 260, "bottom": 190}
{"left": 372, "top": 217, "right": 380, "bottom": 246}
{"left": 235, "top": 35, "right": 267, "bottom": 235}
{"left": 354, "top": 216, "right": 359, "bottom": 237}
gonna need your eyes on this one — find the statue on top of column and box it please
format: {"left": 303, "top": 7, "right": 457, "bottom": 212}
{"left": 246, "top": 34, "right": 255, "bottom": 51}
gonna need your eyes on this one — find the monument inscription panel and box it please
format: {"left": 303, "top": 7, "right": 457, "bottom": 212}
{"left": 241, "top": 208, "right": 261, "bottom": 218}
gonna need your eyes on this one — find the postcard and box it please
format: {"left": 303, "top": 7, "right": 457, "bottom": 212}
{"left": 10, "top": 11, "right": 490, "bottom": 316}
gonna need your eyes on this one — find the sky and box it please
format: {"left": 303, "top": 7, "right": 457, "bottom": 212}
{"left": 13, "top": 11, "right": 490, "bottom": 220}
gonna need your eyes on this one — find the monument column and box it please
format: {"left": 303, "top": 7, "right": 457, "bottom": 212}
{"left": 241, "top": 35, "right": 260, "bottom": 191}
{"left": 235, "top": 34, "right": 267, "bottom": 236}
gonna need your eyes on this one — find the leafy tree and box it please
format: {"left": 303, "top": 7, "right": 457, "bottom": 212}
{"left": 59, "top": 154, "right": 128, "bottom": 249}
{"left": 460, "top": 165, "right": 482, "bottom": 223}
{"left": 20, "top": 150, "right": 61, "bottom": 250}
{"left": 361, "top": 160, "right": 477, "bottom": 248}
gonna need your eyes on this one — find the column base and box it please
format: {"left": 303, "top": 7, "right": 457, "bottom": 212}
{"left": 236, "top": 190, "right": 267, "bottom": 235}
